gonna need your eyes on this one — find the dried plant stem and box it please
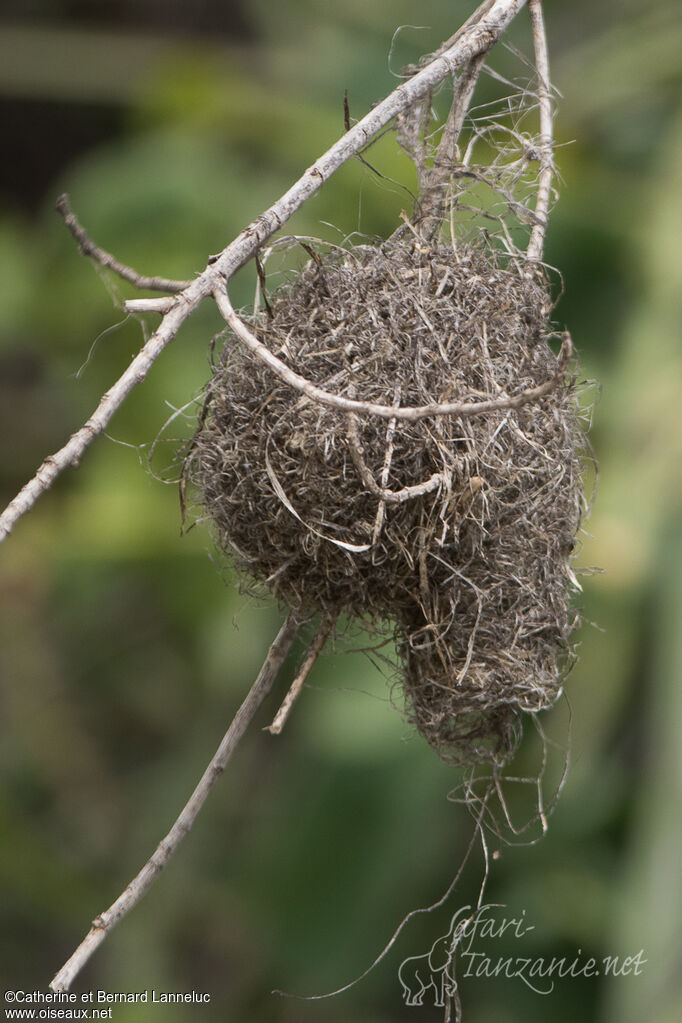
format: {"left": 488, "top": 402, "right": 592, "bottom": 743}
{"left": 56, "top": 195, "right": 191, "bottom": 293}
{"left": 49, "top": 613, "right": 301, "bottom": 992}
{"left": 440, "top": 53, "right": 486, "bottom": 164}
{"left": 347, "top": 413, "right": 446, "bottom": 504}
{"left": 0, "top": 0, "right": 529, "bottom": 544}
{"left": 526, "top": 0, "right": 553, "bottom": 262}
{"left": 418, "top": 52, "right": 486, "bottom": 235}
{"left": 371, "top": 397, "right": 400, "bottom": 546}
{"left": 214, "top": 287, "right": 573, "bottom": 422}
{"left": 124, "top": 296, "right": 177, "bottom": 314}
{"left": 267, "top": 617, "right": 334, "bottom": 735}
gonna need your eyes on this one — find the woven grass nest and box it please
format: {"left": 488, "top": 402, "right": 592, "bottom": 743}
{"left": 186, "top": 234, "right": 585, "bottom": 766}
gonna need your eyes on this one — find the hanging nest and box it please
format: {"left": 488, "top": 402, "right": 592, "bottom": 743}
{"left": 184, "top": 17, "right": 589, "bottom": 767}
{"left": 185, "top": 234, "right": 585, "bottom": 764}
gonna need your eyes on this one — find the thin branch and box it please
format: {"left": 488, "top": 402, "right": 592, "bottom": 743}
{"left": 406, "top": 0, "right": 498, "bottom": 72}
{"left": 215, "top": 287, "right": 573, "bottom": 423}
{"left": 347, "top": 413, "right": 446, "bottom": 504}
{"left": 266, "top": 617, "right": 334, "bottom": 735}
{"left": 371, "top": 395, "right": 400, "bottom": 546}
{"left": 438, "top": 53, "right": 486, "bottom": 168}
{"left": 0, "top": 295, "right": 201, "bottom": 543}
{"left": 56, "top": 194, "right": 191, "bottom": 293}
{"left": 418, "top": 52, "right": 486, "bottom": 236}
{"left": 526, "top": 0, "right": 553, "bottom": 262}
{"left": 0, "top": 0, "right": 528, "bottom": 544}
{"left": 49, "top": 612, "right": 301, "bottom": 992}
{"left": 124, "top": 296, "right": 178, "bottom": 314}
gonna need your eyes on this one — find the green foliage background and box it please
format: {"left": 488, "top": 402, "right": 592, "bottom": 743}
{"left": 0, "top": 2, "right": 680, "bottom": 1021}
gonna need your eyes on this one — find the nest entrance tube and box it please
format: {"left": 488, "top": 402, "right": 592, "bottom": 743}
{"left": 186, "top": 8, "right": 587, "bottom": 767}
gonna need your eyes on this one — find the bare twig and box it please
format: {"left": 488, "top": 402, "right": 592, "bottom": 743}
{"left": 183, "top": 0, "right": 527, "bottom": 296}
{"left": 49, "top": 612, "right": 301, "bottom": 992}
{"left": 0, "top": 0, "right": 528, "bottom": 544}
{"left": 124, "top": 296, "right": 178, "bottom": 314}
{"left": 526, "top": 0, "right": 553, "bottom": 262}
{"left": 405, "top": 0, "right": 498, "bottom": 72}
{"left": 214, "top": 287, "right": 573, "bottom": 422}
{"left": 267, "top": 617, "right": 334, "bottom": 735}
{"left": 347, "top": 413, "right": 446, "bottom": 504}
{"left": 418, "top": 52, "right": 486, "bottom": 235}
{"left": 56, "top": 194, "right": 191, "bottom": 293}
{"left": 371, "top": 395, "right": 401, "bottom": 547}
{"left": 0, "top": 294, "right": 201, "bottom": 543}
{"left": 439, "top": 53, "right": 486, "bottom": 168}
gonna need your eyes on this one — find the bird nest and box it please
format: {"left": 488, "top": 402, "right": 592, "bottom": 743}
{"left": 185, "top": 234, "right": 585, "bottom": 765}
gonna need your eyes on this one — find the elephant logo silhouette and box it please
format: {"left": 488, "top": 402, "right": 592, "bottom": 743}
{"left": 398, "top": 907, "right": 474, "bottom": 1007}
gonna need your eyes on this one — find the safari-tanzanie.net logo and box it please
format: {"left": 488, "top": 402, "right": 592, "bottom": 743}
{"left": 398, "top": 905, "right": 646, "bottom": 1007}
